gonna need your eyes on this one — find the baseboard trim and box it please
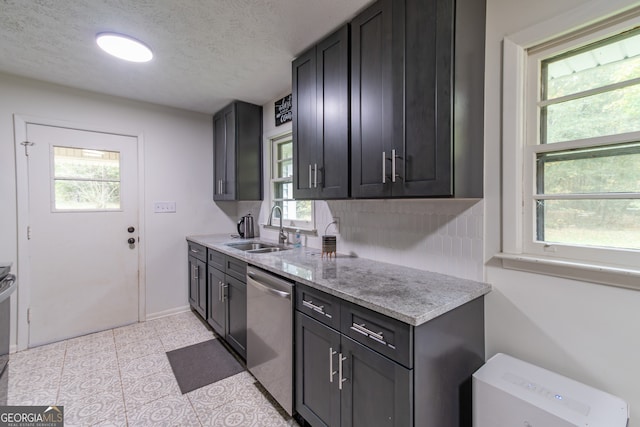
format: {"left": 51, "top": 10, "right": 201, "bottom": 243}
{"left": 146, "top": 305, "right": 191, "bottom": 321}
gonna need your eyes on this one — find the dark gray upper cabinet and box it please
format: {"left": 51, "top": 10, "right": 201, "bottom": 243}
{"left": 213, "top": 101, "right": 263, "bottom": 201}
{"left": 351, "top": 0, "right": 485, "bottom": 198}
{"left": 293, "top": 25, "right": 350, "bottom": 200}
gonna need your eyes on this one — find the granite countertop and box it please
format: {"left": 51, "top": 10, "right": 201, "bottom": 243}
{"left": 187, "top": 234, "right": 491, "bottom": 327}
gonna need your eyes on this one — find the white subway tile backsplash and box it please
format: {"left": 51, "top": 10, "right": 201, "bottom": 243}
{"left": 321, "top": 199, "right": 484, "bottom": 282}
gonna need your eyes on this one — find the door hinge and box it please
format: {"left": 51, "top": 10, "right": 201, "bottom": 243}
{"left": 27, "top": 308, "right": 31, "bottom": 324}
{"left": 20, "top": 141, "right": 34, "bottom": 156}
{"left": 27, "top": 226, "right": 32, "bottom": 240}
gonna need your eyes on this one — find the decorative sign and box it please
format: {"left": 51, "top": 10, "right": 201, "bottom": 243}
{"left": 275, "top": 94, "right": 292, "bottom": 126}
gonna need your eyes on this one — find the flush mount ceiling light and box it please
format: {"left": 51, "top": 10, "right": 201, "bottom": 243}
{"left": 96, "top": 32, "right": 153, "bottom": 63}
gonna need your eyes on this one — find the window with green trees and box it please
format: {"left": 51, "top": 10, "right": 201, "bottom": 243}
{"left": 528, "top": 26, "right": 640, "bottom": 251}
{"left": 270, "top": 134, "right": 313, "bottom": 228}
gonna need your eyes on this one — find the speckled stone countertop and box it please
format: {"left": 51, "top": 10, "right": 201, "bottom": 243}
{"left": 187, "top": 234, "right": 491, "bottom": 327}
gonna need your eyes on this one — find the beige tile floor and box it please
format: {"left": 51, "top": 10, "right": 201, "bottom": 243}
{"left": 8, "top": 311, "right": 298, "bottom": 426}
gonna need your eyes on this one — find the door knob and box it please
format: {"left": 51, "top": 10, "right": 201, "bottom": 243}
{"left": 128, "top": 226, "right": 135, "bottom": 233}
{"left": 127, "top": 238, "right": 136, "bottom": 244}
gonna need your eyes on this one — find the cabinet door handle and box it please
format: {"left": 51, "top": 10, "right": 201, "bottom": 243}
{"left": 350, "top": 323, "right": 386, "bottom": 344}
{"left": 314, "top": 163, "right": 318, "bottom": 188}
{"left": 329, "top": 347, "right": 337, "bottom": 383}
{"left": 338, "top": 353, "right": 347, "bottom": 390}
{"left": 193, "top": 265, "right": 199, "bottom": 280}
{"left": 382, "top": 151, "right": 386, "bottom": 184}
{"left": 391, "top": 149, "right": 396, "bottom": 183}
{"left": 223, "top": 283, "right": 228, "bottom": 301}
{"left": 308, "top": 164, "right": 312, "bottom": 189}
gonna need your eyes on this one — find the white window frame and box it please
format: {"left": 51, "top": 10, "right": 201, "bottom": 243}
{"left": 499, "top": 1, "right": 640, "bottom": 290}
{"left": 268, "top": 132, "right": 315, "bottom": 231}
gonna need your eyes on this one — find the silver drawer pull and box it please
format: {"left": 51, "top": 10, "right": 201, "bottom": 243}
{"left": 190, "top": 248, "right": 199, "bottom": 253}
{"left": 351, "top": 323, "right": 386, "bottom": 344}
{"left": 302, "top": 300, "right": 325, "bottom": 315}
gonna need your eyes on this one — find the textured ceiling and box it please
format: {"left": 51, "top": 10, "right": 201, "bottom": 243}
{"left": 0, "top": 0, "right": 371, "bottom": 114}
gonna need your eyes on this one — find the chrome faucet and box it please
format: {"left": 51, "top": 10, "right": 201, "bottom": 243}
{"left": 268, "top": 204, "right": 287, "bottom": 245}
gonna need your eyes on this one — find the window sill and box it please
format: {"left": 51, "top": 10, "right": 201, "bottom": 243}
{"left": 261, "top": 223, "right": 318, "bottom": 236}
{"left": 495, "top": 252, "right": 640, "bottom": 291}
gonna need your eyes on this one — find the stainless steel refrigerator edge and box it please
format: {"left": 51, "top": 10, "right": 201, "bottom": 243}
{"left": 246, "top": 266, "right": 294, "bottom": 415}
{"left": 0, "top": 264, "right": 17, "bottom": 406}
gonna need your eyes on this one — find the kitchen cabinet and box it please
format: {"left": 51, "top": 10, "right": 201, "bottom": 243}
{"left": 351, "top": 0, "right": 485, "bottom": 198}
{"left": 187, "top": 242, "right": 207, "bottom": 318}
{"left": 295, "top": 283, "right": 484, "bottom": 426}
{"left": 207, "top": 266, "right": 226, "bottom": 336}
{"left": 296, "top": 313, "right": 411, "bottom": 427}
{"left": 292, "top": 25, "right": 350, "bottom": 200}
{"left": 213, "top": 101, "right": 263, "bottom": 201}
{"left": 206, "top": 248, "right": 247, "bottom": 359}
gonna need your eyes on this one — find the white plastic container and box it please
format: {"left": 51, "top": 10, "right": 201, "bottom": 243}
{"left": 473, "top": 353, "right": 629, "bottom": 427}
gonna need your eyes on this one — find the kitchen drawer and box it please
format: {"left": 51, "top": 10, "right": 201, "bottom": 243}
{"left": 226, "top": 257, "right": 247, "bottom": 282}
{"left": 207, "top": 249, "right": 226, "bottom": 272}
{"left": 295, "top": 283, "right": 341, "bottom": 330}
{"left": 341, "top": 300, "right": 413, "bottom": 368}
{"left": 188, "top": 241, "right": 206, "bottom": 262}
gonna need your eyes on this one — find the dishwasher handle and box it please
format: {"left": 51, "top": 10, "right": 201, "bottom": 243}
{"left": 247, "top": 268, "right": 293, "bottom": 299}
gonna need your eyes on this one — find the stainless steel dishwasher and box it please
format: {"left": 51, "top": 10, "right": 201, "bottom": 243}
{"left": 246, "top": 266, "right": 294, "bottom": 415}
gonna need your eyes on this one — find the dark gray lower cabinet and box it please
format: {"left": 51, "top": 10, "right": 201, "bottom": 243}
{"left": 295, "top": 283, "right": 484, "bottom": 426}
{"left": 207, "top": 267, "right": 226, "bottom": 336}
{"left": 206, "top": 249, "right": 247, "bottom": 360}
{"left": 188, "top": 242, "right": 207, "bottom": 319}
{"left": 340, "top": 336, "right": 412, "bottom": 427}
{"left": 296, "top": 312, "right": 341, "bottom": 426}
{"left": 296, "top": 312, "right": 412, "bottom": 427}
{"left": 225, "top": 275, "right": 247, "bottom": 358}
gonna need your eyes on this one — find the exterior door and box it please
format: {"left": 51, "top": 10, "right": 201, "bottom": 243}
{"left": 25, "top": 123, "right": 139, "bottom": 347}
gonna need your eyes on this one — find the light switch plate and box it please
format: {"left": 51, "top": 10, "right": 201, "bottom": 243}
{"left": 154, "top": 201, "right": 176, "bottom": 213}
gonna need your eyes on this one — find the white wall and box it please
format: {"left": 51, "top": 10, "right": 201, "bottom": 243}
{"left": 484, "top": 0, "right": 640, "bottom": 423}
{"left": 0, "top": 73, "right": 236, "bottom": 339}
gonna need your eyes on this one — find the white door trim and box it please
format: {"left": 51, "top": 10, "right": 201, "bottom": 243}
{"left": 13, "top": 114, "right": 147, "bottom": 351}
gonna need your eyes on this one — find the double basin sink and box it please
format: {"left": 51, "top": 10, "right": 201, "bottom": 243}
{"left": 226, "top": 241, "right": 291, "bottom": 254}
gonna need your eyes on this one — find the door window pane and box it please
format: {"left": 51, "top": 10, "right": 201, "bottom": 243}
{"left": 53, "top": 146, "right": 121, "bottom": 210}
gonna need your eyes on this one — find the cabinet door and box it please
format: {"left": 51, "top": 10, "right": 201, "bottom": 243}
{"left": 340, "top": 336, "right": 412, "bottom": 427}
{"left": 235, "top": 102, "right": 263, "bottom": 200}
{"left": 189, "top": 256, "right": 206, "bottom": 319}
{"left": 207, "top": 267, "right": 226, "bottom": 336}
{"left": 292, "top": 46, "right": 318, "bottom": 199}
{"left": 351, "top": 0, "right": 394, "bottom": 199}
{"left": 213, "top": 104, "right": 236, "bottom": 200}
{"left": 317, "top": 25, "right": 350, "bottom": 199}
{"left": 226, "top": 275, "right": 247, "bottom": 359}
{"left": 295, "top": 312, "right": 341, "bottom": 427}
{"left": 394, "top": 0, "right": 454, "bottom": 197}
{"left": 188, "top": 255, "right": 198, "bottom": 310}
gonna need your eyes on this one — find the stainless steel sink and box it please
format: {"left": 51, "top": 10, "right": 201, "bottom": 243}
{"left": 225, "top": 242, "right": 290, "bottom": 253}
{"left": 247, "top": 247, "right": 288, "bottom": 254}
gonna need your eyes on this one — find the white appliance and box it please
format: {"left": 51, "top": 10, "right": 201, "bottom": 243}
{"left": 473, "top": 353, "right": 629, "bottom": 427}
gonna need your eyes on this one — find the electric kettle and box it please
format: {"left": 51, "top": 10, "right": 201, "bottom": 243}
{"left": 237, "top": 213, "right": 255, "bottom": 238}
